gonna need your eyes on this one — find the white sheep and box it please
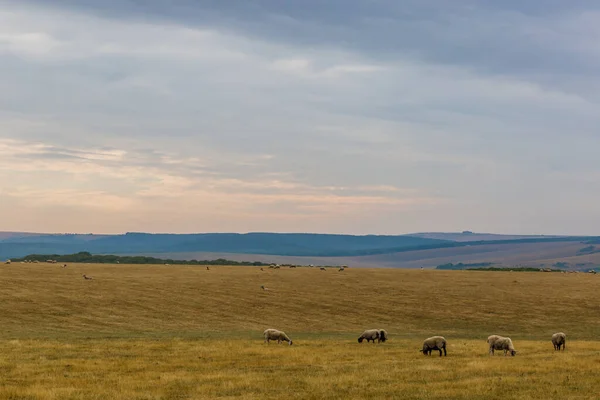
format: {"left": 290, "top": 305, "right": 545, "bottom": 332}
{"left": 487, "top": 335, "right": 517, "bottom": 356}
{"left": 421, "top": 336, "right": 447, "bottom": 356}
{"left": 552, "top": 332, "right": 566, "bottom": 351}
{"left": 263, "top": 329, "right": 293, "bottom": 345}
{"left": 358, "top": 329, "right": 388, "bottom": 343}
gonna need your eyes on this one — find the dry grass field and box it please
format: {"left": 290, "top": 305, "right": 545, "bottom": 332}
{"left": 2, "top": 263, "right": 600, "bottom": 399}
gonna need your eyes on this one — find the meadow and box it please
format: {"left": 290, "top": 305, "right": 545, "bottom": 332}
{"left": 1, "top": 263, "right": 600, "bottom": 399}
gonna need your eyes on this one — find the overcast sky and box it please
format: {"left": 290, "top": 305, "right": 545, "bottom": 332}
{"left": 1, "top": 1, "right": 600, "bottom": 235}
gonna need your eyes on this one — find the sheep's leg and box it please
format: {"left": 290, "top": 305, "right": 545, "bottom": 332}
{"left": 489, "top": 348, "right": 494, "bottom": 356}
{"left": 443, "top": 346, "right": 447, "bottom": 357}
{"left": 438, "top": 349, "right": 443, "bottom": 357}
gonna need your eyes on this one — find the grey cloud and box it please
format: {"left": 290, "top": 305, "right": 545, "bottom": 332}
{"left": 2, "top": 1, "right": 600, "bottom": 234}
{"left": 9, "top": 0, "right": 600, "bottom": 87}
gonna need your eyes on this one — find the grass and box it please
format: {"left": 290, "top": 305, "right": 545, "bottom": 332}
{"left": 1, "top": 263, "right": 600, "bottom": 399}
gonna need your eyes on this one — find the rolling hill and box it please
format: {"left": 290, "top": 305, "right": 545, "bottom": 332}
{"left": 2, "top": 231, "right": 600, "bottom": 270}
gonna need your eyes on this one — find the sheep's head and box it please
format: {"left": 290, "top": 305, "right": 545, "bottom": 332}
{"left": 288, "top": 340, "right": 293, "bottom": 346}
{"left": 358, "top": 337, "right": 364, "bottom": 343}
{"left": 510, "top": 350, "right": 517, "bottom": 356}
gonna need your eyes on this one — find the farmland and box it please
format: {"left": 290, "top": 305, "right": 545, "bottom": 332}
{"left": 1, "top": 263, "right": 600, "bottom": 399}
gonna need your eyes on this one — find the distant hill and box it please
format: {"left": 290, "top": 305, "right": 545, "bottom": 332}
{"left": 2, "top": 231, "right": 599, "bottom": 269}
{"left": 409, "top": 232, "right": 564, "bottom": 242}
{"left": 0, "top": 232, "right": 450, "bottom": 259}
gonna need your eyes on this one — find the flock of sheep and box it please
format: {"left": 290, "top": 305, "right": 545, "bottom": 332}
{"left": 264, "top": 329, "right": 568, "bottom": 357}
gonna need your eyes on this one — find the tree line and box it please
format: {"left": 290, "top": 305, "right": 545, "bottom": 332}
{"left": 12, "top": 252, "right": 271, "bottom": 266}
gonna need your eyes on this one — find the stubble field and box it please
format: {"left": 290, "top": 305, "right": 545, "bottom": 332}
{"left": 1, "top": 263, "right": 600, "bottom": 399}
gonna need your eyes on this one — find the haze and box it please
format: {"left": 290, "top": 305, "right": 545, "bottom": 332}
{"left": 1, "top": 1, "right": 600, "bottom": 235}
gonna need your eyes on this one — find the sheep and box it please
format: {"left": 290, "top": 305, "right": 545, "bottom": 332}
{"left": 320, "top": 267, "right": 326, "bottom": 271}
{"left": 206, "top": 266, "right": 210, "bottom": 271}
{"left": 358, "top": 329, "right": 388, "bottom": 344}
{"left": 82, "top": 274, "right": 93, "bottom": 280}
{"left": 487, "top": 335, "right": 517, "bottom": 356}
{"left": 62, "top": 264, "right": 67, "bottom": 268}
{"left": 338, "top": 267, "right": 344, "bottom": 272}
{"left": 263, "top": 329, "right": 293, "bottom": 345}
{"left": 552, "top": 332, "right": 566, "bottom": 351}
{"left": 260, "top": 267, "right": 264, "bottom": 271}
{"left": 4, "top": 260, "right": 11, "bottom": 264}
{"left": 421, "top": 336, "right": 447, "bottom": 356}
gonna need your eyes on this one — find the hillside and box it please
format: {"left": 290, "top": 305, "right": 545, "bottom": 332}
{"left": 3, "top": 231, "right": 600, "bottom": 270}
{"left": 131, "top": 240, "right": 600, "bottom": 270}
{"left": 0, "top": 232, "right": 452, "bottom": 259}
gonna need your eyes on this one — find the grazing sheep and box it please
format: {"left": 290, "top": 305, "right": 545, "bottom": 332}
{"left": 358, "top": 329, "right": 388, "bottom": 343}
{"left": 82, "top": 274, "right": 93, "bottom": 280}
{"left": 4, "top": 260, "right": 11, "bottom": 264}
{"left": 320, "top": 267, "right": 326, "bottom": 271}
{"left": 421, "top": 336, "right": 447, "bottom": 356}
{"left": 552, "top": 332, "right": 566, "bottom": 351}
{"left": 338, "top": 267, "right": 344, "bottom": 272}
{"left": 62, "top": 264, "right": 67, "bottom": 268}
{"left": 487, "top": 335, "right": 517, "bottom": 356}
{"left": 263, "top": 329, "right": 293, "bottom": 345}
{"left": 274, "top": 266, "right": 280, "bottom": 269}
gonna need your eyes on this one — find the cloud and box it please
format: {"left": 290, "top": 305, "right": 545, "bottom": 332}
{"left": 1, "top": 1, "right": 600, "bottom": 234}
{"left": 0, "top": 138, "right": 438, "bottom": 233}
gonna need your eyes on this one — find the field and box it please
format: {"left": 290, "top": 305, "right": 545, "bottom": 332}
{"left": 2, "top": 263, "right": 600, "bottom": 399}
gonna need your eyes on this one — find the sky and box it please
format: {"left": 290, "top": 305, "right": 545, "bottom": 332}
{"left": 1, "top": 0, "right": 600, "bottom": 235}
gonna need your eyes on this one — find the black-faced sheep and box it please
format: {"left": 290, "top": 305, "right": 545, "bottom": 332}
{"left": 487, "top": 335, "right": 517, "bottom": 356}
{"left": 421, "top": 336, "right": 447, "bottom": 356}
{"left": 358, "top": 329, "right": 388, "bottom": 343}
{"left": 263, "top": 329, "right": 293, "bottom": 345}
{"left": 552, "top": 332, "right": 566, "bottom": 351}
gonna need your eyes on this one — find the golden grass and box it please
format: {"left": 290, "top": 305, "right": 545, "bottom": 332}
{"left": 1, "top": 264, "right": 600, "bottom": 399}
